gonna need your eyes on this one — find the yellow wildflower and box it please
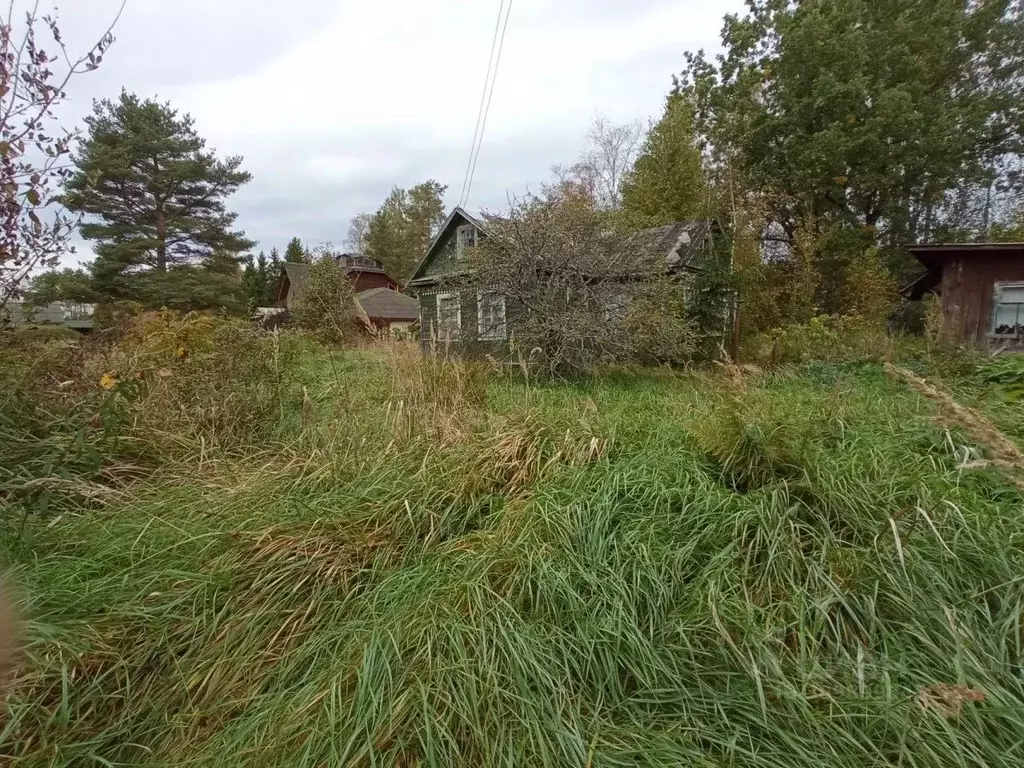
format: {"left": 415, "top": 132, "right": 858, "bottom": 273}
{"left": 99, "top": 372, "right": 118, "bottom": 390}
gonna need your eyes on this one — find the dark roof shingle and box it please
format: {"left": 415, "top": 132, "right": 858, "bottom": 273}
{"left": 357, "top": 288, "right": 420, "bottom": 321}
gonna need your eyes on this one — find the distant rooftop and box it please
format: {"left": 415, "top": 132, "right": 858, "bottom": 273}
{"left": 336, "top": 254, "right": 385, "bottom": 273}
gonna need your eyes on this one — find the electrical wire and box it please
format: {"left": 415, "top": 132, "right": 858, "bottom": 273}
{"left": 459, "top": 0, "right": 512, "bottom": 208}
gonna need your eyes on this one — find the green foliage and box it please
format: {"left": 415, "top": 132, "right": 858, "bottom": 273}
{"left": 63, "top": 91, "right": 253, "bottom": 311}
{"left": 977, "top": 355, "right": 1024, "bottom": 401}
{"left": 22, "top": 268, "right": 97, "bottom": 305}
{"left": 744, "top": 314, "right": 913, "bottom": 366}
{"left": 686, "top": 237, "right": 734, "bottom": 359}
{"left": 620, "top": 94, "right": 708, "bottom": 225}
{"left": 0, "top": 312, "right": 297, "bottom": 517}
{"left": 289, "top": 256, "right": 361, "bottom": 345}
{"left": 242, "top": 251, "right": 276, "bottom": 311}
{"left": 365, "top": 180, "right": 447, "bottom": 281}
{"left": 283, "top": 237, "right": 308, "bottom": 264}
{"left": 680, "top": 0, "right": 1024, "bottom": 299}
{"left": 844, "top": 247, "right": 900, "bottom": 324}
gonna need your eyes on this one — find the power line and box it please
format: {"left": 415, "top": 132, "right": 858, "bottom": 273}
{"left": 458, "top": 1, "right": 506, "bottom": 208}
{"left": 459, "top": 0, "right": 512, "bottom": 209}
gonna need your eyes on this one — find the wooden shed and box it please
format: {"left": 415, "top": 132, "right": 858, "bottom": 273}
{"left": 903, "top": 243, "right": 1024, "bottom": 349}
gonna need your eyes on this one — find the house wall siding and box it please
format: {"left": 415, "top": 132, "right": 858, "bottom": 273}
{"left": 351, "top": 272, "right": 398, "bottom": 292}
{"left": 940, "top": 254, "right": 1024, "bottom": 345}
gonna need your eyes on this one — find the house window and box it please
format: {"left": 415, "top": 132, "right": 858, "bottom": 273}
{"left": 436, "top": 292, "right": 462, "bottom": 339}
{"left": 603, "top": 291, "right": 631, "bottom": 323}
{"left": 993, "top": 282, "right": 1024, "bottom": 337}
{"left": 456, "top": 225, "right": 478, "bottom": 260}
{"left": 477, "top": 292, "right": 507, "bottom": 341}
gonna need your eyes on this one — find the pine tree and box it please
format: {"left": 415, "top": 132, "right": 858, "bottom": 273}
{"left": 266, "top": 248, "right": 282, "bottom": 305}
{"left": 63, "top": 91, "right": 253, "bottom": 311}
{"left": 284, "top": 237, "right": 308, "bottom": 263}
{"left": 242, "top": 254, "right": 259, "bottom": 311}
{"left": 365, "top": 180, "right": 447, "bottom": 281}
{"left": 255, "top": 251, "right": 270, "bottom": 306}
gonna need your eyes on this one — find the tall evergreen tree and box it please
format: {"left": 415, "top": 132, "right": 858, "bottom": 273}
{"left": 284, "top": 237, "right": 308, "bottom": 263}
{"left": 365, "top": 180, "right": 447, "bottom": 281}
{"left": 63, "top": 91, "right": 253, "bottom": 311}
{"left": 266, "top": 248, "right": 282, "bottom": 305}
{"left": 242, "top": 250, "right": 276, "bottom": 310}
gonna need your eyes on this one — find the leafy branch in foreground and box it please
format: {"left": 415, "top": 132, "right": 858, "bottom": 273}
{"left": 0, "top": 1, "right": 123, "bottom": 308}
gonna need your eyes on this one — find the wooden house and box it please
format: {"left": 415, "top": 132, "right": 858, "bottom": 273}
{"left": 406, "top": 206, "right": 723, "bottom": 357}
{"left": 274, "top": 254, "right": 419, "bottom": 335}
{"left": 903, "top": 242, "right": 1024, "bottom": 349}
{"left": 275, "top": 254, "right": 401, "bottom": 310}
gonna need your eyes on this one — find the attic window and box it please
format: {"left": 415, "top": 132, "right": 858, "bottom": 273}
{"left": 456, "top": 224, "right": 478, "bottom": 260}
{"left": 993, "top": 282, "right": 1024, "bottom": 337}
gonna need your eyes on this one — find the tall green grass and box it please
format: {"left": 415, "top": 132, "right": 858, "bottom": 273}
{"left": 2, "top": 337, "right": 1024, "bottom": 765}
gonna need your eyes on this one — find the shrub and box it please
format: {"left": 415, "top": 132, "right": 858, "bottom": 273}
{"left": 743, "top": 313, "right": 914, "bottom": 366}
{"left": 290, "top": 256, "right": 362, "bottom": 345}
{"left": 464, "top": 192, "right": 699, "bottom": 376}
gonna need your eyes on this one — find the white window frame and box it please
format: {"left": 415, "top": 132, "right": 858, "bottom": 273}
{"left": 992, "top": 281, "right": 1024, "bottom": 338}
{"left": 435, "top": 292, "right": 462, "bottom": 339}
{"left": 477, "top": 292, "right": 507, "bottom": 341}
{"left": 456, "top": 224, "right": 478, "bottom": 261}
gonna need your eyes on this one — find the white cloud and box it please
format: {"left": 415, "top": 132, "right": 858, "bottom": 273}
{"left": 50, "top": 0, "right": 741, "bottom": 261}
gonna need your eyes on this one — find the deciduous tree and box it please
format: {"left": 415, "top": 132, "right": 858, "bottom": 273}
{"left": 0, "top": 4, "right": 120, "bottom": 308}
{"left": 290, "top": 253, "right": 361, "bottom": 345}
{"left": 552, "top": 114, "right": 644, "bottom": 210}
{"left": 680, "top": 0, "right": 1024, "bottom": 307}
{"left": 345, "top": 212, "right": 372, "bottom": 253}
{"left": 621, "top": 95, "right": 708, "bottom": 225}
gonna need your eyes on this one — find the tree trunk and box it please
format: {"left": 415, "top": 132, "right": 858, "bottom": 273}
{"left": 156, "top": 208, "right": 167, "bottom": 272}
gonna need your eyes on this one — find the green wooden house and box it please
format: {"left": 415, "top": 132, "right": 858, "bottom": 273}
{"left": 407, "top": 206, "right": 724, "bottom": 358}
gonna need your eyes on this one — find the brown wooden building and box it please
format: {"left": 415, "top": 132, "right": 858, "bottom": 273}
{"left": 273, "top": 254, "right": 419, "bottom": 335}
{"left": 275, "top": 254, "right": 400, "bottom": 309}
{"left": 903, "top": 243, "right": 1024, "bottom": 349}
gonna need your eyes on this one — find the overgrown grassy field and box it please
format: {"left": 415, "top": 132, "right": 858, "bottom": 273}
{"left": 3, "top": 321, "right": 1024, "bottom": 765}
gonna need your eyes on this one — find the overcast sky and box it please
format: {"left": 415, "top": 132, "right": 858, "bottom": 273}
{"left": 56, "top": 0, "right": 742, "bottom": 259}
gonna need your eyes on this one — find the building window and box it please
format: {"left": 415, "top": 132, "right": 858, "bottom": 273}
{"left": 456, "top": 224, "right": 478, "bottom": 260}
{"left": 993, "top": 282, "right": 1024, "bottom": 337}
{"left": 603, "top": 291, "right": 631, "bottom": 323}
{"left": 436, "top": 293, "right": 462, "bottom": 339}
{"left": 477, "top": 292, "right": 507, "bottom": 341}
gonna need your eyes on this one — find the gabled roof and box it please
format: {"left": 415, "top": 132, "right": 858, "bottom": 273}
{"left": 407, "top": 206, "right": 485, "bottom": 285}
{"left": 356, "top": 287, "right": 420, "bottom": 321}
{"left": 406, "top": 210, "right": 719, "bottom": 287}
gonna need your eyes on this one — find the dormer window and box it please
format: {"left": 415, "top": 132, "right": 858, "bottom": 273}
{"left": 456, "top": 224, "right": 478, "bottom": 260}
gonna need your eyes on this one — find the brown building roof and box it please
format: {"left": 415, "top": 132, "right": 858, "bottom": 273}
{"left": 356, "top": 288, "right": 420, "bottom": 322}
{"left": 903, "top": 242, "right": 1024, "bottom": 300}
